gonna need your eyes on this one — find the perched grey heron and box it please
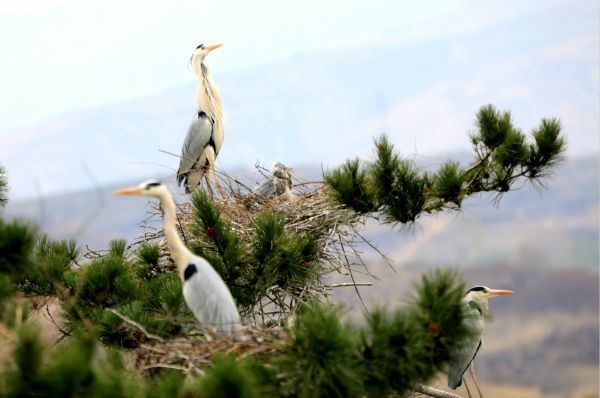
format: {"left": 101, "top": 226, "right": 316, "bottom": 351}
{"left": 448, "top": 286, "right": 513, "bottom": 398}
{"left": 114, "top": 180, "right": 241, "bottom": 334}
{"left": 252, "top": 162, "right": 294, "bottom": 200}
{"left": 177, "top": 43, "right": 225, "bottom": 196}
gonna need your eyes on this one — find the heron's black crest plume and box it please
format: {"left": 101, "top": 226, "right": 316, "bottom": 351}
{"left": 143, "top": 180, "right": 162, "bottom": 188}
{"left": 188, "top": 44, "right": 203, "bottom": 67}
{"left": 465, "top": 286, "right": 487, "bottom": 294}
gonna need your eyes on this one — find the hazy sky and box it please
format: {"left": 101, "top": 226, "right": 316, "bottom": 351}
{"left": 0, "top": 0, "right": 598, "bottom": 199}
{"left": 2, "top": 0, "right": 594, "bottom": 132}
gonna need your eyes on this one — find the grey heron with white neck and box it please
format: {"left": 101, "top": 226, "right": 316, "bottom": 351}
{"left": 114, "top": 179, "right": 241, "bottom": 334}
{"left": 448, "top": 285, "right": 513, "bottom": 398}
{"left": 177, "top": 43, "right": 225, "bottom": 196}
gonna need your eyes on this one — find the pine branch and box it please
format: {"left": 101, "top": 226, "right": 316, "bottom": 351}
{"left": 325, "top": 104, "right": 567, "bottom": 225}
{"left": 413, "top": 383, "right": 463, "bottom": 398}
{"left": 106, "top": 308, "right": 165, "bottom": 343}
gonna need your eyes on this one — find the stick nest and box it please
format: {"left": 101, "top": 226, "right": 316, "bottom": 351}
{"left": 132, "top": 324, "right": 289, "bottom": 377}
{"left": 123, "top": 167, "right": 386, "bottom": 373}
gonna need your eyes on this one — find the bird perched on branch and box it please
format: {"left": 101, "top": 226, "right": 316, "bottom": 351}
{"left": 114, "top": 180, "right": 241, "bottom": 334}
{"left": 447, "top": 286, "right": 513, "bottom": 398}
{"left": 252, "top": 162, "right": 295, "bottom": 200}
{"left": 177, "top": 43, "right": 225, "bottom": 196}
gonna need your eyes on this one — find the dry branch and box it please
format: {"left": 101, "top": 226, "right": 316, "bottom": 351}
{"left": 412, "top": 383, "right": 463, "bottom": 398}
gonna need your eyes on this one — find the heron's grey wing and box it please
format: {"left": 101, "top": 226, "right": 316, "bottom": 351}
{"left": 182, "top": 255, "right": 241, "bottom": 334}
{"left": 253, "top": 179, "right": 277, "bottom": 198}
{"left": 447, "top": 301, "right": 485, "bottom": 389}
{"left": 177, "top": 113, "right": 214, "bottom": 182}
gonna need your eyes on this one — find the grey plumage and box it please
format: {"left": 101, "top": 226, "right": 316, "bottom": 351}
{"left": 447, "top": 300, "right": 484, "bottom": 389}
{"left": 177, "top": 112, "right": 218, "bottom": 193}
{"left": 447, "top": 286, "right": 513, "bottom": 392}
{"left": 177, "top": 43, "right": 224, "bottom": 194}
{"left": 253, "top": 162, "right": 294, "bottom": 199}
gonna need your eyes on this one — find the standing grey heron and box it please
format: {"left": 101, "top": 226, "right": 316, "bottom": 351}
{"left": 448, "top": 286, "right": 513, "bottom": 398}
{"left": 177, "top": 43, "right": 225, "bottom": 196}
{"left": 114, "top": 179, "right": 241, "bottom": 334}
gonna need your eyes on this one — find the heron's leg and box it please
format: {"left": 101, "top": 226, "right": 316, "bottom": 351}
{"left": 212, "top": 163, "right": 225, "bottom": 198}
{"left": 204, "top": 173, "right": 215, "bottom": 200}
{"left": 469, "top": 361, "right": 483, "bottom": 398}
{"left": 463, "top": 377, "right": 473, "bottom": 398}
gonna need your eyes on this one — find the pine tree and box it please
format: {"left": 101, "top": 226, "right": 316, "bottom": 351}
{"left": 0, "top": 105, "right": 566, "bottom": 398}
{"left": 0, "top": 164, "right": 7, "bottom": 209}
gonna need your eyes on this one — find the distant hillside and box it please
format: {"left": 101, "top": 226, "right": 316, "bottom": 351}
{"left": 363, "top": 155, "right": 599, "bottom": 269}
{"left": 4, "top": 155, "right": 598, "bottom": 269}
{"left": 331, "top": 263, "right": 599, "bottom": 395}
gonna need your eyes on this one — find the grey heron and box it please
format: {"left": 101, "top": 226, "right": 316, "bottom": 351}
{"left": 177, "top": 43, "right": 225, "bottom": 196}
{"left": 114, "top": 180, "right": 241, "bottom": 334}
{"left": 448, "top": 286, "right": 513, "bottom": 397}
{"left": 252, "top": 162, "right": 294, "bottom": 200}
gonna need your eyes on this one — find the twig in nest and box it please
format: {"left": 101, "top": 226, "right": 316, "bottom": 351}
{"left": 326, "top": 282, "right": 372, "bottom": 288}
{"left": 106, "top": 308, "right": 165, "bottom": 343}
{"left": 412, "top": 383, "right": 463, "bottom": 398}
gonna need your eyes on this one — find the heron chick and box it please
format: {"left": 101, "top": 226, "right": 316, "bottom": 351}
{"left": 252, "top": 162, "right": 295, "bottom": 200}
{"left": 448, "top": 286, "right": 513, "bottom": 397}
{"left": 114, "top": 180, "right": 241, "bottom": 334}
{"left": 177, "top": 43, "right": 225, "bottom": 196}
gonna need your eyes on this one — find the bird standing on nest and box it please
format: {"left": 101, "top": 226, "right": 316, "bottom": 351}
{"left": 114, "top": 180, "right": 241, "bottom": 334}
{"left": 177, "top": 43, "right": 225, "bottom": 197}
{"left": 448, "top": 286, "right": 513, "bottom": 398}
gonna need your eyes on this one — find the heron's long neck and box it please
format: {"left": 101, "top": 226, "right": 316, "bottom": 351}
{"left": 159, "top": 192, "right": 190, "bottom": 272}
{"left": 195, "top": 62, "right": 224, "bottom": 129}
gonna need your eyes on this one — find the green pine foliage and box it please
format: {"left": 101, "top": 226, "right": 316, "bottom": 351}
{"left": 135, "top": 243, "right": 162, "bottom": 277}
{"left": 0, "top": 164, "right": 7, "bottom": 209}
{"left": 358, "top": 270, "right": 467, "bottom": 396}
{"left": 0, "top": 219, "right": 37, "bottom": 280}
{"left": 325, "top": 158, "right": 377, "bottom": 214}
{"left": 277, "top": 302, "right": 363, "bottom": 398}
{"left": 25, "top": 235, "right": 79, "bottom": 296}
{"left": 144, "top": 371, "right": 186, "bottom": 398}
{"left": 325, "top": 104, "right": 566, "bottom": 224}
{"left": 1, "top": 324, "right": 141, "bottom": 398}
{"left": 190, "top": 190, "right": 319, "bottom": 314}
{"left": 0, "top": 218, "right": 38, "bottom": 328}
{"left": 60, "top": 239, "right": 193, "bottom": 346}
{"left": 193, "top": 354, "right": 263, "bottom": 398}
{"left": 370, "top": 135, "right": 430, "bottom": 223}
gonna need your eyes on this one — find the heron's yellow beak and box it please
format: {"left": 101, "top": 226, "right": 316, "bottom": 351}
{"left": 487, "top": 289, "right": 513, "bottom": 297}
{"left": 113, "top": 187, "right": 143, "bottom": 196}
{"left": 205, "top": 43, "right": 223, "bottom": 52}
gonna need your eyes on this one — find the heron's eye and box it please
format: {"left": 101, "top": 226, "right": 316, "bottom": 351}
{"left": 196, "top": 44, "right": 204, "bottom": 50}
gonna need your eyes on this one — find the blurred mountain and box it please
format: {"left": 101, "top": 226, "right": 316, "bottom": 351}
{"left": 363, "top": 155, "right": 599, "bottom": 269}
{"left": 331, "top": 262, "right": 598, "bottom": 395}
{"left": 1, "top": 31, "right": 597, "bottom": 200}
{"left": 4, "top": 154, "right": 598, "bottom": 269}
